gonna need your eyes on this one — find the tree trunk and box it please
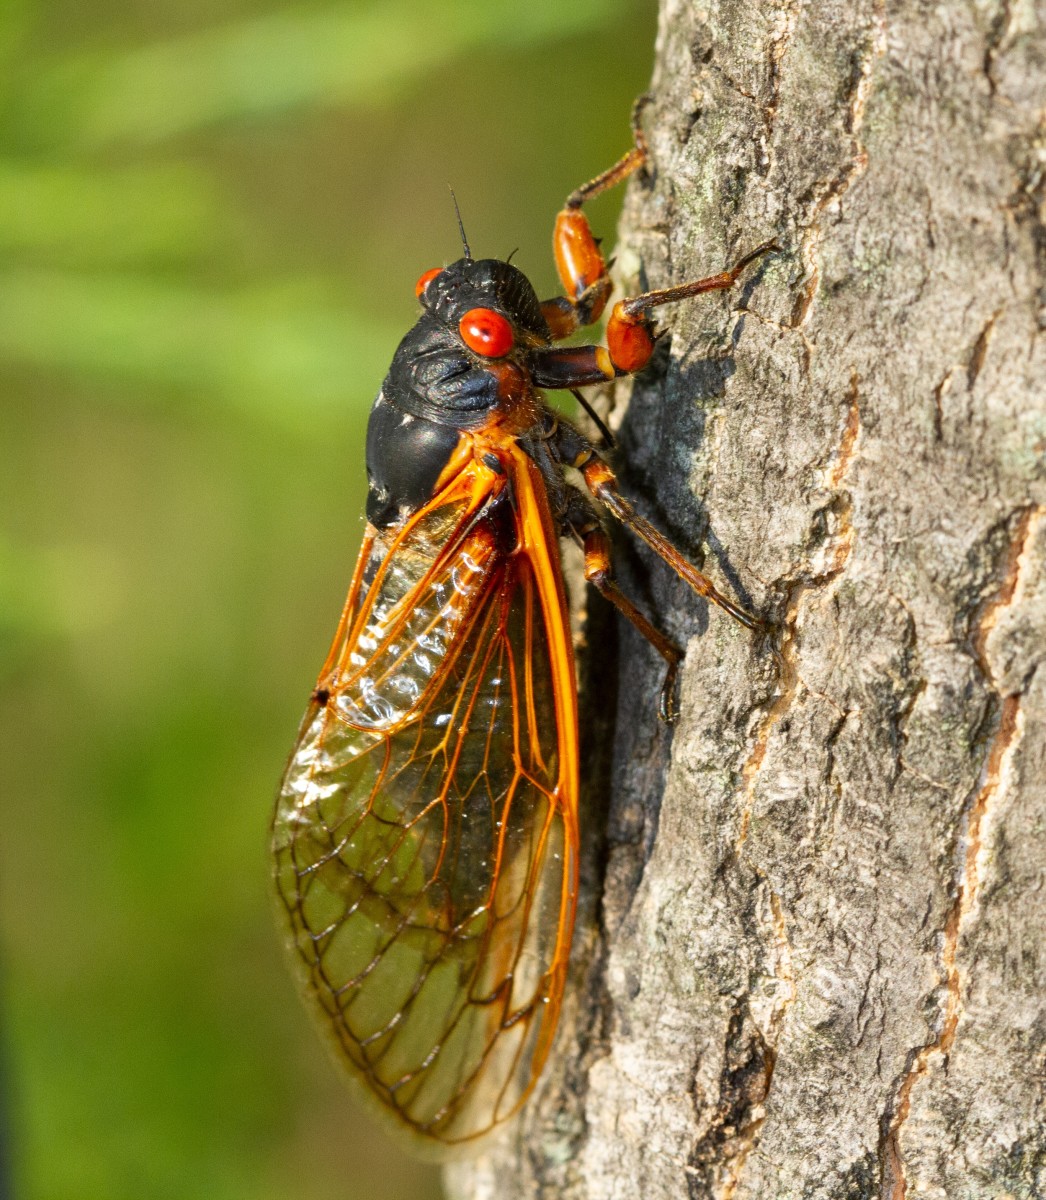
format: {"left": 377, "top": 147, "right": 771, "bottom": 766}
{"left": 447, "top": 1, "right": 1046, "bottom": 1196}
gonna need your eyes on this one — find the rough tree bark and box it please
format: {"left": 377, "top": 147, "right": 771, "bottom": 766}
{"left": 447, "top": 2, "right": 1046, "bottom": 1197}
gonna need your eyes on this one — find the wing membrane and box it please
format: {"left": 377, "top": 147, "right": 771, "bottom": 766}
{"left": 272, "top": 451, "right": 578, "bottom": 1149}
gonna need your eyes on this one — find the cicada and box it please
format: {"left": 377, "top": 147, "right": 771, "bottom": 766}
{"left": 271, "top": 110, "right": 775, "bottom": 1155}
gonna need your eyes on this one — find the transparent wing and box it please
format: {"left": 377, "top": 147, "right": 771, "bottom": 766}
{"left": 271, "top": 460, "right": 578, "bottom": 1150}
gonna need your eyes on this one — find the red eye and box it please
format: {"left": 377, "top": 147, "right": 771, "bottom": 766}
{"left": 459, "top": 308, "right": 514, "bottom": 358}
{"left": 415, "top": 267, "right": 442, "bottom": 299}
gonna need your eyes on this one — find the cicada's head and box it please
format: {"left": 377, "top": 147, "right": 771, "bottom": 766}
{"left": 415, "top": 258, "right": 551, "bottom": 355}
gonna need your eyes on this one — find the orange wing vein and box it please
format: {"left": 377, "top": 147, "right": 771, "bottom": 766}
{"left": 271, "top": 442, "right": 579, "bottom": 1151}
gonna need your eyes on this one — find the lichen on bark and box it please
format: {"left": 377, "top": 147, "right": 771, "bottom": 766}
{"left": 447, "top": 2, "right": 1046, "bottom": 1197}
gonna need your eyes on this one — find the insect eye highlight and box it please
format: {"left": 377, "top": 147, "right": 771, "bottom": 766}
{"left": 459, "top": 308, "right": 514, "bottom": 358}
{"left": 415, "top": 267, "right": 443, "bottom": 299}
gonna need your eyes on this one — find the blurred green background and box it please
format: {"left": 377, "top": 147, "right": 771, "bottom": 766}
{"left": 0, "top": 1, "right": 655, "bottom": 1197}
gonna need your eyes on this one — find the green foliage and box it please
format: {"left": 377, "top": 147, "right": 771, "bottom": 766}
{"left": 0, "top": 2, "right": 654, "bottom": 1197}
{"left": 9, "top": 0, "right": 631, "bottom": 149}
{"left": 0, "top": 269, "right": 396, "bottom": 425}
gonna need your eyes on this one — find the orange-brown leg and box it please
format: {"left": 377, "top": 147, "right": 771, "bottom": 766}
{"left": 530, "top": 240, "right": 780, "bottom": 388}
{"left": 540, "top": 97, "right": 651, "bottom": 340}
{"left": 579, "top": 525, "right": 684, "bottom": 720}
{"left": 605, "top": 240, "right": 780, "bottom": 372}
{"left": 579, "top": 454, "right": 765, "bottom": 633}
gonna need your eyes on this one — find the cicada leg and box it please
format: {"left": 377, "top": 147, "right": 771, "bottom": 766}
{"left": 531, "top": 241, "right": 779, "bottom": 387}
{"left": 579, "top": 454, "right": 764, "bottom": 632}
{"left": 539, "top": 95, "right": 651, "bottom": 340}
{"left": 548, "top": 419, "right": 763, "bottom": 639}
{"left": 576, "top": 521, "right": 684, "bottom": 721}
{"left": 604, "top": 240, "right": 780, "bottom": 373}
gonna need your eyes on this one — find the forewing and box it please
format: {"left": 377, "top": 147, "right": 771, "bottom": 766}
{"left": 272, "top": 473, "right": 578, "bottom": 1149}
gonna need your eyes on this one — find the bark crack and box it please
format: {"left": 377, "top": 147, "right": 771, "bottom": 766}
{"left": 931, "top": 367, "right": 954, "bottom": 442}
{"left": 966, "top": 308, "right": 1003, "bottom": 390}
{"left": 759, "top": 0, "right": 802, "bottom": 175}
{"left": 983, "top": 0, "right": 1015, "bottom": 96}
{"left": 688, "top": 1004, "right": 777, "bottom": 1197}
{"left": 737, "top": 372, "right": 860, "bottom": 854}
{"left": 712, "top": 891, "right": 797, "bottom": 1200}
{"left": 789, "top": 4, "right": 886, "bottom": 329}
{"left": 733, "top": 302, "right": 816, "bottom": 374}
{"left": 877, "top": 505, "right": 1043, "bottom": 1200}
{"left": 931, "top": 307, "right": 1004, "bottom": 440}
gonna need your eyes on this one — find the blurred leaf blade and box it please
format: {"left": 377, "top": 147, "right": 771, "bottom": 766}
{"left": 0, "top": 161, "right": 234, "bottom": 266}
{"left": 0, "top": 268, "right": 398, "bottom": 428}
{"left": 0, "top": 1, "right": 655, "bottom": 1196}
{"left": 0, "top": 533, "right": 121, "bottom": 647}
{"left": 8, "top": 0, "right": 630, "bottom": 151}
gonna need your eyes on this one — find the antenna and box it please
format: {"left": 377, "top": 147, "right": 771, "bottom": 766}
{"left": 449, "top": 187, "right": 472, "bottom": 261}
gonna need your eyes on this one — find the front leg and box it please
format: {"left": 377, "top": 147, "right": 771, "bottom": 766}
{"left": 531, "top": 240, "right": 780, "bottom": 387}
{"left": 604, "top": 240, "right": 780, "bottom": 372}
{"left": 540, "top": 98, "right": 651, "bottom": 340}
